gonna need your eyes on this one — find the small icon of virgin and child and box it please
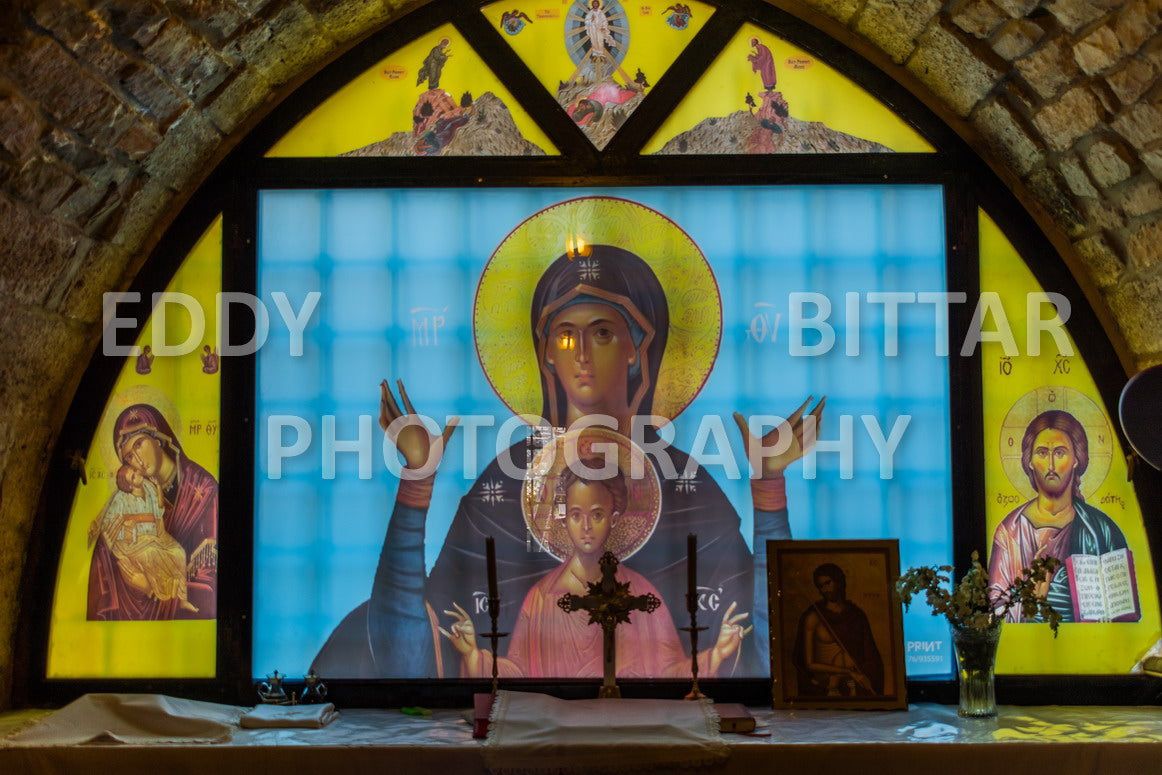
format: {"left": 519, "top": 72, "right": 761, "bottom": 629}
{"left": 311, "top": 197, "right": 825, "bottom": 679}
{"left": 989, "top": 389, "right": 1140, "bottom": 624}
{"left": 86, "top": 400, "right": 219, "bottom": 621}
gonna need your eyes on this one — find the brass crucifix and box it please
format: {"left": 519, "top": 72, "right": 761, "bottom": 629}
{"left": 557, "top": 550, "right": 661, "bottom": 698}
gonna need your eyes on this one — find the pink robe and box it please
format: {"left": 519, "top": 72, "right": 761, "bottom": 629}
{"left": 476, "top": 562, "right": 694, "bottom": 678}
{"left": 748, "top": 42, "right": 777, "bottom": 91}
{"left": 987, "top": 501, "right": 1071, "bottom": 622}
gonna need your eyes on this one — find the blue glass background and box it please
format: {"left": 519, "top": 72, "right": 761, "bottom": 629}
{"left": 254, "top": 186, "right": 955, "bottom": 679}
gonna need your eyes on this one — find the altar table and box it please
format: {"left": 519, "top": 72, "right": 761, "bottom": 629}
{"left": 3, "top": 703, "right": 1161, "bottom": 774}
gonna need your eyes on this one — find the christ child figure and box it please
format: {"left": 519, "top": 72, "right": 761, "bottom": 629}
{"left": 440, "top": 458, "right": 749, "bottom": 678}
{"left": 91, "top": 463, "right": 199, "bottom": 613}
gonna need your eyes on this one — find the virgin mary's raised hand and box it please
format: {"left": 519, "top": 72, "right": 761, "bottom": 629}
{"left": 732, "top": 396, "right": 826, "bottom": 479}
{"left": 379, "top": 378, "right": 459, "bottom": 476}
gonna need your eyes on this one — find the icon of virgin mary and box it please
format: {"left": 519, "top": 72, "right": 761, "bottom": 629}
{"left": 311, "top": 197, "right": 820, "bottom": 678}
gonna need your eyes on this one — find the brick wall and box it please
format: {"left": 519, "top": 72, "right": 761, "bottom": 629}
{"left": 0, "top": 0, "right": 1157, "bottom": 708}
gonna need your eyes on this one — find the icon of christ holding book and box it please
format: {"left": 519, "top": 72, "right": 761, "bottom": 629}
{"left": 988, "top": 408, "right": 1140, "bottom": 623}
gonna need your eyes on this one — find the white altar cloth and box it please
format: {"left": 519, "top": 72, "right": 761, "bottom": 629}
{"left": 485, "top": 690, "right": 726, "bottom": 773}
{"left": 4, "top": 702, "right": 1162, "bottom": 774}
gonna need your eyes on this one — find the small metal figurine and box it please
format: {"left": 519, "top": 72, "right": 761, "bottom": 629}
{"left": 558, "top": 550, "right": 661, "bottom": 699}
{"left": 301, "top": 669, "right": 328, "bottom": 704}
{"left": 257, "top": 669, "right": 291, "bottom": 704}
{"left": 682, "top": 533, "right": 709, "bottom": 700}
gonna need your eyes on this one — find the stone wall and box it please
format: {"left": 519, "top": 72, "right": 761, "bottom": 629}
{"left": 0, "top": 0, "right": 1157, "bottom": 708}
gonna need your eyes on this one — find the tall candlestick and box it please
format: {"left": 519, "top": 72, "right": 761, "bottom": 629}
{"left": 486, "top": 536, "right": 498, "bottom": 600}
{"left": 687, "top": 533, "right": 697, "bottom": 598}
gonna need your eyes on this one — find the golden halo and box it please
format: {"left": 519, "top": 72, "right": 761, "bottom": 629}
{"left": 474, "top": 196, "right": 722, "bottom": 424}
{"left": 96, "top": 385, "right": 183, "bottom": 493}
{"left": 998, "top": 386, "right": 1112, "bottom": 501}
{"left": 521, "top": 426, "right": 661, "bottom": 562}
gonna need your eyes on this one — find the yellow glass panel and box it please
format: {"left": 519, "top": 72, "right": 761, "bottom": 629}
{"left": 482, "top": 0, "right": 713, "bottom": 149}
{"left": 268, "top": 24, "right": 556, "bottom": 157}
{"left": 980, "top": 211, "right": 1159, "bottom": 674}
{"left": 47, "top": 217, "right": 223, "bottom": 678}
{"left": 646, "top": 23, "right": 932, "bottom": 154}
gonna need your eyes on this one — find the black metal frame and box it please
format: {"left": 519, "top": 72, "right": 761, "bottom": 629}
{"left": 15, "top": 0, "right": 1162, "bottom": 709}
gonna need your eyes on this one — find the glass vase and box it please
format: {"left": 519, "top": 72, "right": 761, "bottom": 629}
{"left": 952, "top": 622, "right": 1001, "bottom": 718}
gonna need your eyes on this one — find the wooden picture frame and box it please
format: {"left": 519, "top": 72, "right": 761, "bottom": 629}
{"left": 767, "top": 539, "right": 907, "bottom": 710}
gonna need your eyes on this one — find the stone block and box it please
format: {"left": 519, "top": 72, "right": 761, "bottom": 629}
{"left": 95, "top": 0, "right": 170, "bottom": 51}
{"left": 805, "top": 0, "right": 862, "bottom": 24}
{"left": 88, "top": 170, "right": 147, "bottom": 240}
{"left": 1057, "top": 153, "right": 1099, "bottom": 197}
{"left": 0, "top": 94, "right": 46, "bottom": 161}
{"left": 1142, "top": 148, "right": 1162, "bottom": 179}
{"left": 235, "top": 1, "right": 338, "bottom": 88}
{"left": 54, "top": 239, "right": 130, "bottom": 324}
{"left": 113, "top": 121, "right": 162, "bottom": 160}
{"left": 1115, "top": 1, "right": 1158, "bottom": 52}
{"left": 143, "top": 110, "right": 222, "bottom": 190}
{"left": 30, "top": 0, "right": 103, "bottom": 49}
{"left": 1032, "top": 86, "right": 1104, "bottom": 152}
{"left": 42, "top": 128, "right": 107, "bottom": 174}
{"left": 992, "top": 0, "right": 1039, "bottom": 16}
{"left": 0, "top": 195, "right": 84, "bottom": 305}
{"left": 10, "top": 155, "right": 79, "bottom": 212}
{"left": 973, "top": 97, "right": 1043, "bottom": 176}
{"left": 1112, "top": 101, "right": 1162, "bottom": 149}
{"left": 54, "top": 176, "right": 111, "bottom": 226}
{"left": 109, "top": 177, "right": 175, "bottom": 252}
{"left": 1120, "top": 176, "right": 1162, "bottom": 218}
{"left": 232, "top": 0, "right": 281, "bottom": 13}
{"left": 1106, "top": 58, "right": 1158, "bottom": 105}
{"left": 1046, "top": 0, "right": 1123, "bottom": 34}
{"left": 907, "top": 24, "right": 1000, "bottom": 117}
{"left": 950, "top": 0, "right": 1007, "bottom": 38}
{"left": 73, "top": 35, "right": 138, "bottom": 84}
{"left": 1078, "top": 194, "right": 1127, "bottom": 232}
{"left": 1027, "top": 166, "right": 1088, "bottom": 237}
{"left": 4, "top": 37, "right": 129, "bottom": 145}
{"left": 0, "top": 290, "right": 89, "bottom": 413}
{"left": 1016, "top": 35, "right": 1080, "bottom": 101}
{"left": 1107, "top": 267, "right": 1162, "bottom": 355}
{"left": 204, "top": 65, "right": 271, "bottom": 135}
{"left": 991, "top": 19, "right": 1045, "bottom": 60}
{"left": 142, "top": 20, "right": 231, "bottom": 103}
{"left": 1073, "top": 25, "right": 1123, "bottom": 75}
{"left": 312, "top": 0, "right": 392, "bottom": 44}
{"left": 1073, "top": 233, "right": 1125, "bottom": 288}
{"left": 1084, "top": 136, "right": 1134, "bottom": 187}
{"left": 1124, "top": 214, "right": 1162, "bottom": 269}
{"left": 120, "top": 63, "right": 188, "bottom": 126}
{"left": 167, "top": 0, "right": 249, "bottom": 43}
{"left": 856, "top": 0, "right": 943, "bottom": 64}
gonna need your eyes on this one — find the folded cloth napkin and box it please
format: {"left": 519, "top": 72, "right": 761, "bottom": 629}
{"left": 485, "top": 690, "right": 728, "bottom": 774}
{"left": 5, "top": 693, "right": 244, "bottom": 746}
{"left": 239, "top": 703, "right": 339, "bottom": 729}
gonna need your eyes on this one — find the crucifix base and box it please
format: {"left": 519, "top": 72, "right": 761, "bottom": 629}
{"left": 598, "top": 685, "right": 621, "bottom": 699}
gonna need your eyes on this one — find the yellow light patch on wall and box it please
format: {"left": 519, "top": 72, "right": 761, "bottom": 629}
{"left": 47, "top": 217, "right": 223, "bottom": 678}
{"left": 267, "top": 24, "right": 556, "bottom": 157}
{"left": 481, "top": 0, "right": 712, "bottom": 95}
{"left": 979, "top": 211, "right": 1159, "bottom": 674}
{"left": 645, "top": 23, "right": 933, "bottom": 154}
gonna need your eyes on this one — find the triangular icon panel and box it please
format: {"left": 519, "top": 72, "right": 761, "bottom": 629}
{"left": 268, "top": 23, "right": 557, "bottom": 157}
{"left": 646, "top": 23, "right": 933, "bottom": 154}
